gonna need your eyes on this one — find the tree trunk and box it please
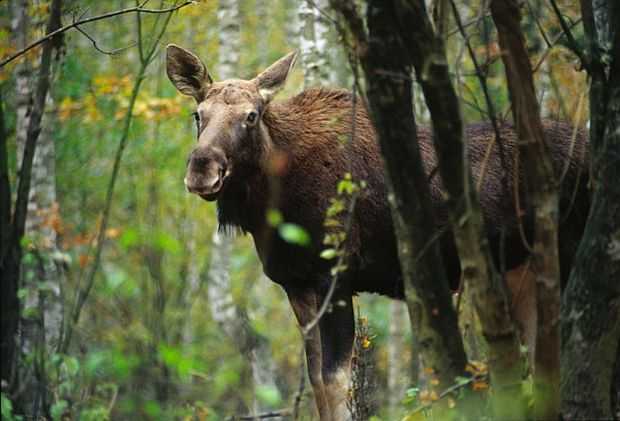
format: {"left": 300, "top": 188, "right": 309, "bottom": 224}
{"left": 560, "top": 1, "right": 620, "bottom": 419}
{"left": 298, "top": 0, "right": 331, "bottom": 88}
{"left": 396, "top": 1, "right": 526, "bottom": 418}
{"left": 0, "top": 0, "right": 62, "bottom": 405}
{"left": 330, "top": 2, "right": 469, "bottom": 415}
{"left": 209, "top": 0, "right": 281, "bottom": 414}
{"left": 490, "top": 1, "right": 561, "bottom": 418}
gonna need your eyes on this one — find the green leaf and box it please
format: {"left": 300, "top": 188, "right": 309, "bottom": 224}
{"left": 51, "top": 400, "right": 68, "bottom": 421}
{"left": 320, "top": 248, "right": 338, "bottom": 260}
{"left": 144, "top": 400, "right": 161, "bottom": 418}
{"left": 278, "top": 223, "right": 311, "bottom": 246}
{"left": 154, "top": 231, "right": 181, "bottom": 254}
{"left": 266, "top": 208, "right": 283, "bottom": 227}
{"left": 119, "top": 228, "right": 139, "bottom": 249}
{"left": 17, "top": 288, "right": 28, "bottom": 300}
{"left": 85, "top": 351, "right": 107, "bottom": 376}
{"left": 255, "top": 385, "right": 282, "bottom": 407}
{"left": 62, "top": 356, "right": 80, "bottom": 377}
{"left": 1, "top": 393, "right": 13, "bottom": 418}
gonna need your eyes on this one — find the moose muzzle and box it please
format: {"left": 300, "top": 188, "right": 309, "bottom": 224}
{"left": 184, "top": 148, "right": 229, "bottom": 201}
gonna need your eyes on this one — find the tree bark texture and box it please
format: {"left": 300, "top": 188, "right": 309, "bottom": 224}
{"left": 561, "top": 1, "right": 620, "bottom": 419}
{"left": 394, "top": 1, "right": 526, "bottom": 417}
{"left": 298, "top": 0, "right": 331, "bottom": 88}
{"left": 490, "top": 1, "right": 561, "bottom": 418}
{"left": 1, "top": 0, "right": 62, "bottom": 395}
{"left": 208, "top": 1, "right": 281, "bottom": 412}
{"left": 330, "top": 0, "right": 469, "bottom": 407}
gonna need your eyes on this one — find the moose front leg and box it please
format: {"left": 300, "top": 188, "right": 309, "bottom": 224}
{"left": 318, "top": 285, "right": 354, "bottom": 421}
{"left": 286, "top": 285, "right": 354, "bottom": 421}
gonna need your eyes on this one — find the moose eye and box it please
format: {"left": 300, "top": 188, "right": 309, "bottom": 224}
{"left": 246, "top": 111, "right": 258, "bottom": 125}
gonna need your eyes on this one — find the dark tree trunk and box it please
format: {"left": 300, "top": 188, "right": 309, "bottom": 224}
{"left": 561, "top": 1, "right": 620, "bottom": 419}
{"left": 490, "top": 1, "right": 561, "bottom": 418}
{"left": 0, "top": 0, "right": 62, "bottom": 395}
{"left": 394, "top": 1, "right": 525, "bottom": 417}
{"left": 330, "top": 1, "right": 469, "bottom": 411}
{"left": 0, "top": 92, "right": 18, "bottom": 387}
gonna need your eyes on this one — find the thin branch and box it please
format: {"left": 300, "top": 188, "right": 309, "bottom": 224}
{"left": 409, "top": 374, "right": 488, "bottom": 415}
{"left": 300, "top": 70, "right": 361, "bottom": 338}
{"left": 532, "top": 17, "right": 583, "bottom": 73}
{"left": 328, "top": 0, "right": 368, "bottom": 49}
{"left": 447, "top": 12, "right": 491, "bottom": 38}
{"left": 0, "top": 0, "right": 195, "bottom": 68}
{"left": 301, "top": 191, "right": 359, "bottom": 337}
{"left": 74, "top": 24, "right": 136, "bottom": 55}
{"left": 527, "top": 0, "right": 552, "bottom": 48}
{"left": 228, "top": 409, "right": 293, "bottom": 420}
{"left": 449, "top": 0, "right": 510, "bottom": 210}
{"left": 60, "top": 5, "right": 177, "bottom": 353}
{"left": 292, "top": 345, "right": 307, "bottom": 420}
{"left": 549, "top": 0, "right": 589, "bottom": 71}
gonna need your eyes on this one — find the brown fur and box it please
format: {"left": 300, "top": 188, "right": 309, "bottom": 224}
{"left": 166, "top": 46, "right": 589, "bottom": 420}
{"left": 218, "top": 87, "right": 589, "bottom": 296}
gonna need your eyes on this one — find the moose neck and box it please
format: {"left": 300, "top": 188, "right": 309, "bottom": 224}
{"left": 215, "top": 116, "right": 278, "bottom": 235}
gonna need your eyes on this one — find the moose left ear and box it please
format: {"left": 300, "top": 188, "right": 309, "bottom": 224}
{"left": 166, "top": 44, "right": 213, "bottom": 102}
{"left": 254, "top": 51, "right": 298, "bottom": 102}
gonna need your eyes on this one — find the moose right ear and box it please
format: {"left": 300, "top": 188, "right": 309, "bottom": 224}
{"left": 166, "top": 44, "right": 213, "bottom": 102}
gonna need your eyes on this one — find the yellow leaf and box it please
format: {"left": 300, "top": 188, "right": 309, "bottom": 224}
{"left": 362, "top": 337, "right": 371, "bottom": 349}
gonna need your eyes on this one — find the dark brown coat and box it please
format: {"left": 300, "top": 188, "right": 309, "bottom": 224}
{"left": 221, "top": 87, "right": 589, "bottom": 296}
{"left": 166, "top": 46, "right": 589, "bottom": 421}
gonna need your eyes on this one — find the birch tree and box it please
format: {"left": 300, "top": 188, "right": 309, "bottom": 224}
{"left": 0, "top": 0, "right": 63, "bottom": 414}
{"left": 298, "top": 0, "right": 331, "bottom": 88}
{"left": 206, "top": 0, "right": 280, "bottom": 414}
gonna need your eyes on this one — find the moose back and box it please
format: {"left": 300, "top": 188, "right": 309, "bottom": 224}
{"left": 166, "top": 46, "right": 589, "bottom": 420}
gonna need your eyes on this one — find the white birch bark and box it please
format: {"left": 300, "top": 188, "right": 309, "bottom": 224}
{"left": 207, "top": 0, "right": 280, "bottom": 414}
{"left": 298, "top": 0, "right": 331, "bottom": 87}
{"left": 11, "top": 0, "right": 64, "bottom": 415}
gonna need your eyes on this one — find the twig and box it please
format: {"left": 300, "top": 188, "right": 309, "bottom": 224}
{"left": 301, "top": 191, "right": 359, "bottom": 337}
{"left": 449, "top": 0, "right": 506, "bottom": 191}
{"left": 60, "top": 3, "right": 177, "bottom": 353}
{"left": 300, "top": 73, "right": 361, "bottom": 337}
{"left": 0, "top": 0, "right": 195, "bottom": 68}
{"left": 228, "top": 409, "right": 292, "bottom": 420}
{"left": 292, "top": 345, "right": 307, "bottom": 419}
{"left": 549, "top": 0, "right": 589, "bottom": 71}
{"left": 532, "top": 17, "right": 583, "bottom": 74}
{"left": 74, "top": 24, "right": 136, "bottom": 55}
{"left": 409, "top": 374, "right": 487, "bottom": 415}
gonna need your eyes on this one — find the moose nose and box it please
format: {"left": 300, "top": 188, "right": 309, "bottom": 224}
{"left": 184, "top": 148, "right": 229, "bottom": 200}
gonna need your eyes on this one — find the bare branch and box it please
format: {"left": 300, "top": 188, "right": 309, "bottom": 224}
{"left": 74, "top": 24, "right": 136, "bottom": 55}
{"left": 549, "top": 0, "right": 589, "bottom": 71}
{"left": 409, "top": 373, "right": 488, "bottom": 415}
{"left": 0, "top": 0, "right": 195, "bottom": 68}
{"left": 60, "top": 4, "right": 178, "bottom": 353}
{"left": 228, "top": 409, "right": 293, "bottom": 420}
{"left": 300, "top": 191, "right": 359, "bottom": 337}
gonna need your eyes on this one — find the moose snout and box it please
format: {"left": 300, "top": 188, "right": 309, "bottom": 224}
{"left": 184, "top": 149, "right": 229, "bottom": 201}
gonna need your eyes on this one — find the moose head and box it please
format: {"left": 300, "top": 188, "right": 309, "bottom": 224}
{"left": 166, "top": 44, "right": 297, "bottom": 201}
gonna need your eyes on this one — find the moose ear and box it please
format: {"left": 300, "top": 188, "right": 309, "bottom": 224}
{"left": 166, "top": 44, "right": 213, "bottom": 102}
{"left": 254, "top": 51, "right": 298, "bottom": 102}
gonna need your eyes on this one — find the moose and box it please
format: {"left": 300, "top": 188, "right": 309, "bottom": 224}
{"left": 166, "top": 45, "right": 589, "bottom": 420}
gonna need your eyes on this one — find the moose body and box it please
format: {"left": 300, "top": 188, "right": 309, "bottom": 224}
{"left": 166, "top": 46, "right": 589, "bottom": 421}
